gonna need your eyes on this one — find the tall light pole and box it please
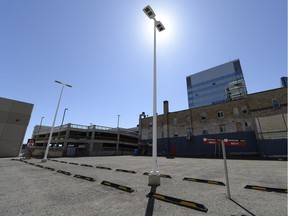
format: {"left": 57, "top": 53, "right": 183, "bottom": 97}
{"left": 61, "top": 108, "right": 68, "bottom": 127}
{"left": 143, "top": 5, "right": 165, "bottom": 186}
{"left": 42, "top": 80, "right": 72, "bottom": 162}
{"left": 116, "top": 114, "right": 120, "bottom": 155}
{"left": 38, "top": 116, "right": 45, "bottom": 134}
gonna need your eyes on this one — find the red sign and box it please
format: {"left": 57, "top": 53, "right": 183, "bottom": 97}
{"left": 203, "top": 138, "right": 246, "bottom": 147}
{"left": 203, "top": 139, "right": 221, "bottom": 145}
{"left": 27, "top": 139, "right": 35, "bottom": 147}
{"left": 224, "top": 140, "right": 246, "bottom": 147}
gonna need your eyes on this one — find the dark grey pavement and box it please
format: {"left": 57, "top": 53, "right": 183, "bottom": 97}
{"left": 0, "top": 156, "right": 287, "bottom": 216}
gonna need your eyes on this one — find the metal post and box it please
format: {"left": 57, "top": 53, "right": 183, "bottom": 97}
{"left": 61, "top": 108, "right": 68, "bottom": 127}
{"left": 149, "top": 19, "right": 160, "bottom": 186}
{"left": 116, "top": 115, "right": 120, "bottom": 155}
{"left": 38, "top": 116, "right": 45, "bottom": 134}
{"left": 221, "top": 139, "right": 231, "bottom": 199}
{"left": 152, "top": 19, "right": 158, "bottom": 175}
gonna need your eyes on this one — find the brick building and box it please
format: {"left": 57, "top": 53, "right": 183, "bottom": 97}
{"left": 140, "top": 87, "right": 287, "bottom": 158}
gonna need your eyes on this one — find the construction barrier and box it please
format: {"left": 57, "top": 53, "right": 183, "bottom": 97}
{"left": 146, "top": 192, "right": 208, "bottom": 212}
{"left": 80, "top": 164, "right": 93, "bottom": 167}
{"left": 143, "top": 172, "right": 172, "bottom": 179}
{"left": 73, "top": 174, "right": 96, "bottom": 182}
{"left": 244, "top": 185, "right": 287, "bottom": 194}
{"left": 183, "top": 177, "right": 225, "bottom": 186}
{"left": 96, "top": 166, "right": 112, "bottom": 170}
{"left": 57, "top": 170, "right": 72, "bottom": 176}
{"left": 115, "top": 169, "right": 136, "bottom": 174}
{"left": 101, "top": 180, "right": 134, "bottom": 193}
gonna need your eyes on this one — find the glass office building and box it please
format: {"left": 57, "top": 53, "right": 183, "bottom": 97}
{"left": 186, "top": 59, "right": 247, "bottom": 108}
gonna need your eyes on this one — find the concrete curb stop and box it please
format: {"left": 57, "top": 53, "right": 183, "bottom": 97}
{"left": 80, "top": 164, "right": 93, "bottom": 167}
{"left": 44, "top": 167, "right": 55, "bottom": 171}
{"left": 59, "top": 161, "right": 67, "bottom": 164}
{"left": 35, "top": 164, "right": 44, "bottom": 168}
{"left": 244, "top": 185, "right": 287, "bottom": 194}
{"left": 73, "top": 174, "right": 96, "bottom": 182}
{"left": 183, "top": 177, "right": 225, "bottom": 186}
{"left": 146, "top": 192, "right": 208, "bottom": 212}
{"left": 57, "top": 170, "right": 72, "bottom": 176}
{"left": 115, "top": 169, "right": 137, "bottom": 174}
{"left": 101, "top": 180, "right": 134, "bottom": 193}
{"left": 96, "top": 166, "right": 112, "bottom": 170}
{"left": 69, "top": 162, "right": 79, "bottom": 165}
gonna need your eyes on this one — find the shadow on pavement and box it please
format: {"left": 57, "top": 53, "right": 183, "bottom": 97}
{"left": 229, "top": 198, "right": 256, "bottom": 216}
{"left": 145, "top": 186, "right": 158, "bottom": 216}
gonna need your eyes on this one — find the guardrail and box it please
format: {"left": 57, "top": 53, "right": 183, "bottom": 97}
{"left": 34, "top": 123, "right": 138, "bottom": 137}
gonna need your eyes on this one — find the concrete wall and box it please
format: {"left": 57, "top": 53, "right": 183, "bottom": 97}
{"left": 0, "top": 97, "right": 33, "bottom": 157}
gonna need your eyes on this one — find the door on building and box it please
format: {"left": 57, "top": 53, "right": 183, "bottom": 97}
{"left": 236, "top": 122, "right": 243, "bottom": 132}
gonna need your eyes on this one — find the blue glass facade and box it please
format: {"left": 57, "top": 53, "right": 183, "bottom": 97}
{"left": 187, "top": 60, "right": 246, "bottom": 108}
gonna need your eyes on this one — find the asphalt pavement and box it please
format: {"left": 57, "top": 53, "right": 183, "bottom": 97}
{"left": 0, "top": 156, "right": 287, "bottom": 216}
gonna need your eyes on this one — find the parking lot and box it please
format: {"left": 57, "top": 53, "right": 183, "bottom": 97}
{"left": 0, "top": 156, "right": 287, "bottom": 216}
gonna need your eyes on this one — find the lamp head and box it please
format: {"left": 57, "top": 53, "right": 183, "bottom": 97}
{"left": 55, "top": 80, "right": 62, "bottom": 84}
{"left": 143, "top": 5, "right": 156, "bottom": 19}
{"left": 156, "top": 21, "right": 165, "bottom": 32}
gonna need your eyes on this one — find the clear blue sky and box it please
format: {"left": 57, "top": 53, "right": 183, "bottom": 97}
{"left": 0, "top": 0, "right": 287, "bottom": 143}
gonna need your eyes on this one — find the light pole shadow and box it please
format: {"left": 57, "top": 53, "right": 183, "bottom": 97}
{"left": 229, "top": 198, "right": 256, "bottom": 216}
{"left": 145, "top": 186, "right": 158, "bottom": 216}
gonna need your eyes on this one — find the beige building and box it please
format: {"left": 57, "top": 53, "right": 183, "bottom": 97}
{"left": 0, "top": 97, "right": 33, "bottom": 157}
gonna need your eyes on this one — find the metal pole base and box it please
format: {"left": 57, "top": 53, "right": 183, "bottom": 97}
{"left": 41, "top": 158, "right": 48, "bottom": 163}
{"left": 148, "top": 174, "right": 161, "bottom": 186}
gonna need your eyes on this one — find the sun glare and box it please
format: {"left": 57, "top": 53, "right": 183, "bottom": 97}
{"left": 141, "top": 10, "right": 175, "bottom": 46}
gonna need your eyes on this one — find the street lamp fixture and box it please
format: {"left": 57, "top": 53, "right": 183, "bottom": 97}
{"left": 38, "top": 116, "right": 45, "bottom": 133}
{"left": 116, "top": 115, "right": 120, "bottom": 155}
{"left": 61, "top": 108, "right": 68, "bottom": 127}
{"left": 41, "top": 80, "right": 72, "bottom": 162}
{"left": 143, "top": 5, "right": 165, "bottom": 186}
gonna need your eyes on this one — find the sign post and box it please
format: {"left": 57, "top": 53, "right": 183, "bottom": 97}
{"left": 203, "top": 138, "right": 246, "bottom": 199}
{"left": 221, "top": 139, "right": 231, "bottom": 199}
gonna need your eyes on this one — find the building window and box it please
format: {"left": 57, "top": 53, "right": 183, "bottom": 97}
{"left": 173, "top": 118, "right": 177, "bottom": 125}
{"left": 245, "top": 122, "right": 248, "bottom": 127}
{"left": 217, "top": 111, "right": 224, "bottom": 118}
{"left": 272, "top": 99, "right": 280, "bottom": 108}
{"left": 200, "top": 112, "right": 207, "bottom": 120}
{"left": 202, "top": 128, "right": 208, "bottom": 135}
{"left": 241, "top": 106, "right": 248, "bottom": 114}
{"left": 186, "top": 77, "right": 191, "bottom": 87}
{"left": 219, "top": 124, "right": 226, "bottom": 133}
{"left": 233, "top": 107, "right": 239, "bottom": 115}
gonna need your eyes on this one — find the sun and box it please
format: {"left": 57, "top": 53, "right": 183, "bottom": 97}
{"left": 141, "top": 10, "right": 176, "bottom": 46}
{"left": 155, "top": 13, "right": 174, "bottom": 43}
